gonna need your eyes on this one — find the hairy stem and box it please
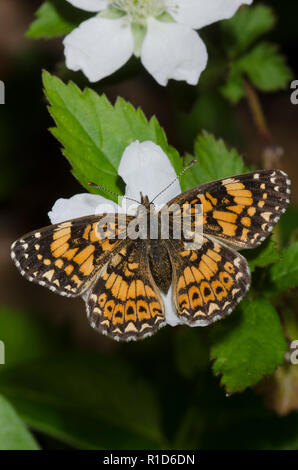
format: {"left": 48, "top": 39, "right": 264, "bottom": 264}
{"left": 244, "top": 79, "right": 272, "bottom": 145}
{"left": 244, "top": 79, "right": 284, "bottom": 170}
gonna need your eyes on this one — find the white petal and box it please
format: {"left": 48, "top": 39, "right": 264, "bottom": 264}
{"left": 162, "top": 286, "right": 184, "bottom": 327}
{"left": 63, "top": 17, "right": 134, "bottom": 82}
{"left": 172, "top": 0, "right": 253, "bottom": 30}
{"left": 118, "top": 141, "right": 181, "bottom": 208}
{"left": 48, "top": 193, "right": 119, "bottom": 224}
{"left": 66, "top": 0, "right": 108, "bottom": 12}
{"left": 141, "top": 18, "right": 208, "bottom": 86}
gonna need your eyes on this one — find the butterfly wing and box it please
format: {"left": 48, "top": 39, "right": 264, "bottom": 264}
{"left": 86, "top": 240, "right": 166, "bottom": 341}
{"left": 166, "top": 236, "right": 250, "bottom": 325}
{"left": 11, "top": 214, "right": 132, "bottom": 297}
{"left": 167, "top": 170, "right": 291, "bottom": 248}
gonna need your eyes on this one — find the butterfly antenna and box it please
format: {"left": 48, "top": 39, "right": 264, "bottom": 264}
{"left": 88, "top": 182, "right": 140, "bottom": 205}
{"left": 151, "top": 159, "right": 197, "bottom": 204}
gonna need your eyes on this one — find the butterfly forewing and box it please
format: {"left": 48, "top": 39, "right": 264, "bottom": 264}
{"left": 167, "top": 170, "right": 291, "bottom": 248}
{"left": 11, "top": 214, "right": 132, "bottom": 297}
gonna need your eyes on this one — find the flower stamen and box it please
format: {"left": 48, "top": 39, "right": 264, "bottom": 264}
{"left": 110, "top": 0, "right": 168, "bottom": 24}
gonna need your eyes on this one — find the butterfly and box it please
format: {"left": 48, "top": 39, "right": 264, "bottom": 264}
{"left": 11, "top": 169, "right": 290, "bottom": 341}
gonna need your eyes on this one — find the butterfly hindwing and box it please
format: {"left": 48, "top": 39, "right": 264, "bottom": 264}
{"left": 167, "top": 170, "right": 290, "bottom": 248}
{"left": 10, "top": 214, "right": 132, "bottom": 297}
{"left": 87, "top": 240, "right": 166, "bottom": 341}
{"left": 166, "top": 236, "right": 251, "bottom": 325}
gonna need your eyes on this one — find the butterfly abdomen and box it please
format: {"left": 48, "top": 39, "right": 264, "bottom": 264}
{"left": 148, "top": 240, "right": 172, "bottom": 294}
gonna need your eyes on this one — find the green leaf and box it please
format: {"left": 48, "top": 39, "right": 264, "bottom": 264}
{"left": 0, "top": 395, "right": 40, "bottom": 450}
{"left": 246, "top": 237, "right": 280, "bottom": 273}
{"left": 184, "top": 131, "right": 246, "bottom": 188}
{"left": 210, "top": 297, "right": 287, "bottom": 393}
{"left": 222, "top": 5, "right": 276, "bottom": 57}
{"left": 26, "top": 0, "right": 91, "bottom": 39}
{"left": 42, "top": 71, "right": 183, "bottom": 202}
{"left": 268, "top": 242, "right": 298, "bottom": 294}
{"left": 0, "top": 351, "right": 163, "bottom": 449}
{"left": 279, "top": 206, "right": 298, "bottom": 246}
{"left": 220, "top": 68, "right": 245, "bottom": 104}
{"left": 221, "top": 4, "right": 293, "bottom": 103}
{"left": 238, "top": 42, "right": 293, "bottom": 92}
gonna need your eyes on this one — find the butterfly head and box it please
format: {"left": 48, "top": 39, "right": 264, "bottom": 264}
{"left": 140, "top": 193, "right": 151, "bottom": 210}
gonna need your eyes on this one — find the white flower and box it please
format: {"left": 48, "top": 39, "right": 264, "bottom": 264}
{"left": 49, "top": 140, "right": 183, "bottom": 326}
{"left": 64, "top": 0, "right": 253, "bottom": 86}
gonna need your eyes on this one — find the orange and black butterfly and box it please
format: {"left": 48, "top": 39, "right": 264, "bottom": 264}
{"left": 11, "top": 169, "right": 290, "bottom": 341}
